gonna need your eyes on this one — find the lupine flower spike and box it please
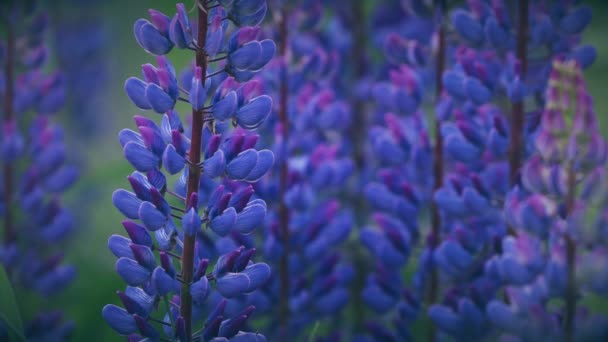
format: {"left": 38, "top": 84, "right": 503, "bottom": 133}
{"left": 105, "top": 0, "right": 275, "bottom": 341}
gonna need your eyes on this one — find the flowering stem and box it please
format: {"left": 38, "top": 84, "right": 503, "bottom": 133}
{"left": 349, "top": 0, "right": 367, "bottom": 170}
{"left": 428, "top": 1, "right": 446, "bottom": 340}
{"left": 2, "top": 19, "right": 15, "bottom": 246}
{"left": 180, "top": 1, "right": 208, "bottom": 340}
{"left": 508, "top": 0, "right": 529, "bottom": 184}
{"left": 349, "top": 0, "right": 369, "bottom": 331}
{"left": 564, "top": 162, "right": 577, "bottom": 342}
{"left": 277, "top": 7, "right": 290, "bottom": 336}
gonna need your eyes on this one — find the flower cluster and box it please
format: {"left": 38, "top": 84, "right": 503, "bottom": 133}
{"left": 355, "top": 0, "right": 605, "bottom": 341}
{"left": 246, "top": 2, "right": 355, "bottom": 338}
{"left": 104, "top": 1, "right": 276, "bottom": 340}
{"left": 0, "top": 3, "right": 77, "bottom": 340}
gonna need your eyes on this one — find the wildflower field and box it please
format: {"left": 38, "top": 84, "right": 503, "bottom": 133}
{"left": 2, "top": 0, "right": 608, "bottom": 341}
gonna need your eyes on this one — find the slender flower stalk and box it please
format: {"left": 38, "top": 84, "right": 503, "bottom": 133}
{"left": 3, "top": 17, "right": 15, "bottom": 245}
{"left": 427, "top": 1, "right": 446, "bottom": 339}
{"left": 508, "top": 0, "right": 529, "bottom": 184}
{"left": 276, "top": 6, "right": 290, "bottom": 335}
{"left": 179, "top": 3, "right": 209, "bottom": 339}
{"left": 564, "top": 160, "right": 576, "bottom": 342}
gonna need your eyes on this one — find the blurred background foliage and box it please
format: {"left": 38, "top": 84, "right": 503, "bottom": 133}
{"left": 10, "top": 0, "right": 608, "bottom": 341}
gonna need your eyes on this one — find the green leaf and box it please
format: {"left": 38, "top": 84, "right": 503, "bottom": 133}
{"left": 0, "top": 265, "right": 26, "bottom": 342}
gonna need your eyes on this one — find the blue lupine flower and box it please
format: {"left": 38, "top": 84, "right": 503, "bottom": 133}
{"left": 105, "top": 1, "right": 275, "bottom": 340}
{"left": 0, "top": 3, "right": 77, "bottom": 340}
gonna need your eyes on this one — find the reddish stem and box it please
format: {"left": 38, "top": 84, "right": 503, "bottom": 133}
{"left": 180, "top": 2, "right": 208, "bottom": 340}
{"left": 564, "top": 163, "right": 576, "bottom": 342}
{"left": 277, "top": 6, "right": 290, "bottom": 336}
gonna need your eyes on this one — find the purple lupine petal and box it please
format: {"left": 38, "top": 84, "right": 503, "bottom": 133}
{"left": 162, "top": 144, "right": 185, "bottom": 175}
{"left": 235, "top": 95, "right": 272, "bottom": 130}
{"left": 210, "top": 207, "right": 237, "bottom": 237}
{"left": 152, "top": 266, "right": 176, "bottom": 296}
{"left": 190, "top": 276, "right": 210, "bottom": 304}
{"left": 248, "top": 39, "right": 275, "bottom": 70}
{"left": 116, "top": 257, "right": 151, "bottom": 286}
{"left": 560, "top": 5, "right": 592, "bottom": 35}
{"left": 102, "top": 304, "right": 137, "bottom": 335}
{"left": 241, "top": 263, "right": 270, "bottom": 292}
{"left": 233, "top": 203, "right": 265, "bottom": 234}
{"left": 108, "top": 235, "right": 134, "bottom": 259}
{"left": 125, "top": 77, "right": 152, "bottom": 110}
{"left": 112, "top": 189, "right": 143, "bottom": 219}
{"left": 123, "top": 141, "right": 159, "bottom": 172}
{"left": 145, "top": 83, "right": 175, "bottom": 113}
{"left": 230, "top": 41, "right": 262, "bottom": 70}
{"left": 244, "top": 149, "right": 274, "bottom": 182}
{"left": 226, "top": 149, "right": 258, "bottom": 180}
{"left": 202, "top": 150, "right": 226, "bottom": 178}
{"left": 123, "top": 221, "right": 153, "bottom": 247}
{"left": 451, "top": 9, "right": 484, "bottom": 45}
{"left": 216, "top": 272, "right": 251, "bottom": 298}
{"left": 182, "top": 207, "right": 201, "bottom": 236}
{"left": 130, "top": 244, "right": 157, "bottom": 270}
{"left": 213, "top": 91, "right": 238, "bottom": 121}
{"left": 135, "top": 21, "right": 173, "bottom": 55}
{"left": 138, "top": 201, "right": 167, "bottom": 231}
